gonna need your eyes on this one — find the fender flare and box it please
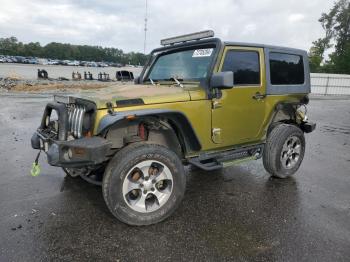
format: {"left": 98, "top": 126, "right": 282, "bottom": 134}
{"left": 96, "top": 109, "right": 202, "bottom": 152}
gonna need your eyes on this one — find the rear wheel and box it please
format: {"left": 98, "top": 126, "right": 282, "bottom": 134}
{"left": 263, "top": 124, "right": 305, "bottom": 178}
{"left": 102, "top": 142, "right": 186, "bottom": 226}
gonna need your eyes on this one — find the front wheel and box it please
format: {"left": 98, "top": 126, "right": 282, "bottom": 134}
{"left": 263, "top": 124, "right": 305, "bottom": 178}
{"left": 102, "top": 142, "right": 186, "bottom": 226}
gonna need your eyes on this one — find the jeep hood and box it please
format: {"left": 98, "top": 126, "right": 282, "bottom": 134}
{"left": 75, "top": 83, "right": 197, "bottom": 109}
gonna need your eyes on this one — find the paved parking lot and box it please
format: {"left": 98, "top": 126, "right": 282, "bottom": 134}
{"left": 0, "top": 94, "right": 349, "bottom": 261}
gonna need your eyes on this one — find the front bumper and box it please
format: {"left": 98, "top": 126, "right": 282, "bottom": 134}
{"left": 31, "top": 132, "right": 112, "bottom": 168}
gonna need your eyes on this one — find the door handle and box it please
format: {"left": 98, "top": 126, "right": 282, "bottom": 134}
{"left": 252, "top": 92, "right": 266, "bottom": 100}
{"left": 212, "top": 100, "right": 222, "bottom": 109}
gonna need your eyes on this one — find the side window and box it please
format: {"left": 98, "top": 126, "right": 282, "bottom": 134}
{"left": 222, "top": 50, "right": 260, "bottom": 85}
{"left": 269, "top": 52, "right": 304, "bottom": 85}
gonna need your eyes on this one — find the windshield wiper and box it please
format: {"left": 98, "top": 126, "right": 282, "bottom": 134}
{"left": 146, "top": 77, "right": 185, "bottom": 87}
{"left": 145, "top": 78, "right": 156, "bottom": 85}
{"left": 170, "top": 77, "right": 183, "bottom": 88}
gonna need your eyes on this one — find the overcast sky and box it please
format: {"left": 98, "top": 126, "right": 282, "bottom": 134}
{"left": 0, "top": 0, "right": 333, "bottom": 53}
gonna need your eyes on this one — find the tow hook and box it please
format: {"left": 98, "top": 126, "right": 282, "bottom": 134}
{"left": 31, "top": 150, "right": 41, "bottom": 177}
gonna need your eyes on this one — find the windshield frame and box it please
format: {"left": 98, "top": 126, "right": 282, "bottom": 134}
{"left": 139, "top": 38, "right": 222, "bottom": 92}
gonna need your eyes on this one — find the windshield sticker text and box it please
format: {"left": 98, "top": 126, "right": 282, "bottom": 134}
{"left": 192, "top": 48, "right": 213, "bottom": 57}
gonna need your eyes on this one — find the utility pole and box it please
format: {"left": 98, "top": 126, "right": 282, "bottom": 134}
{"left": 144, "top": 0, "right": 148, "bottom": 54}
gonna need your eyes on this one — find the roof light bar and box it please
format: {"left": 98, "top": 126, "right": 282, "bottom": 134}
{"left": 160, "top": 30, "right": 215, "bottom": 46}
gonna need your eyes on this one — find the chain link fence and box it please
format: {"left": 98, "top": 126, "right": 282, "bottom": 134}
{"left": 311, "top": 73, "right": 350, "bottom": 96}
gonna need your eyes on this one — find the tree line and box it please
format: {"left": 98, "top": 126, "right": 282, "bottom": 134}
{"left": 309, "top": 0, "right": 350, "bottom": 74}
{"left": 0, "top": 36, "right": 149, "bottom": 65}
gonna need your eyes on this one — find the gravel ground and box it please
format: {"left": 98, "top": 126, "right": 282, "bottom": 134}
{"left": 0, "top": 77, "right": 112, "bottom": 92}
{"left": 0, "top": 63, "right": 142, "bottom": 92}
{"left": 0, "top": 95, "right": 349, "bottom": 261}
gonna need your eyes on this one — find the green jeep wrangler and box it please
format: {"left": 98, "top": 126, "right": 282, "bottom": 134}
{"left": 31, "top": 30, "right": 316, "bottom": 225}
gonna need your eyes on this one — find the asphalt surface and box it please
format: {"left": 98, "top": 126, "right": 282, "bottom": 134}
{"left": 0, "top": 94, "right": 349, "bottom": 261}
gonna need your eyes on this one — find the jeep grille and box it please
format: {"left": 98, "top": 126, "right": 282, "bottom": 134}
{"left": 67, "top": 104, "right": 86, "bottom": 138}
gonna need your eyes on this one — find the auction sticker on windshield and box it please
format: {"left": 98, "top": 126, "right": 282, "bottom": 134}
{"left": 192, "top": 48, "right": 213, "bottom": 57}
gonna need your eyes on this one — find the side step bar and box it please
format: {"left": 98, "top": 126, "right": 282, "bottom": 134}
{"left": 188, "top": 144, "right": 264, "bottom": 171}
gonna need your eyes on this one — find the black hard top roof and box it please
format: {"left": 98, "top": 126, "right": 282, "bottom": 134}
{"left": 223, "top": 41, "right": 306, "bottom": 54}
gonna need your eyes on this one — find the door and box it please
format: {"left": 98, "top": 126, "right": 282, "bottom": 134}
{"left": 211, "top": 46, "right": 266, "bottom": 146}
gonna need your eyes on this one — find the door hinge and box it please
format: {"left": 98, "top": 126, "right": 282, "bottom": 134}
{"left": 212, "top": 100, "right": 222, "bottom": 109}
{"left": 212, "top": 128, "right": 222, "bottom": 144}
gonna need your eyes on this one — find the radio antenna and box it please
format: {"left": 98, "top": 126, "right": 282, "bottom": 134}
{"left": 144, "top": 0, "right": 148, "bottom": 54}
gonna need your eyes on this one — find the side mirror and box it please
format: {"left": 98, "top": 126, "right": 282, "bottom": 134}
{"left": 210, "top": 71, "right": 234, "bottom": 89}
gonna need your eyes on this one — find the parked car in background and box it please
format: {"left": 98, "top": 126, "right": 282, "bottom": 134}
{"left": 60, "top": 60, "right": 69, "bottom": 65}
{"left": 97, "top": 62, "right": 109, "bottom": 67}
{"left": 0, "top": 55, "right": 134, "bottom": 68}
{"left": 14, "top": 56, "right": 25, "bottom": 63}
{"left": 37, "top": 58, "right": 49, "bottom": 65}
{"left": 107, "top": 62, "right": 123, "bottom": 67}
{"left": 47, "top": 59, "right": 59, "bottom": 65}
{"left": 4, "top": 57, "right": 14, "bottom": 63}
{"left": 29, "top": 58, "right": 38, "bottom": 64}
{"left": 85, "top": 61, "right": 98, "bottom": 67}
{"left": 67, "top": 60, "right": 80, "bottom": 66}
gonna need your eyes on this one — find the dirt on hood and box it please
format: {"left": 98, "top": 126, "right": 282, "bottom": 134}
{"left": 5, "top": 80, "right": 185, "bottom": 98}
{"left": 91, "top": 83, "right": 185, "bottom": 100}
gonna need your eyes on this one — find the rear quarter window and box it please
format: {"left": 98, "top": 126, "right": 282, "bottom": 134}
{"left": 269, "top": 52, "right": 304, "bottom": 85}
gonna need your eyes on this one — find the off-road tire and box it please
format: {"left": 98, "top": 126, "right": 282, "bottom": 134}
{"left": 102, "top": 142, "right": 186, "bottom": 226}
{"left": 263, "top": 124, "right": 305, "bottom": 178}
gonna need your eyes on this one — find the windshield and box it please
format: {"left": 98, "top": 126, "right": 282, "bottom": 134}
{"left": 147, "top": 47, "right": 215, "bottom": 81}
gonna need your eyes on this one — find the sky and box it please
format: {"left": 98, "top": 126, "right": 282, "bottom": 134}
{"left": 0, "top": 0, "right": 334, "bottom": 54}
